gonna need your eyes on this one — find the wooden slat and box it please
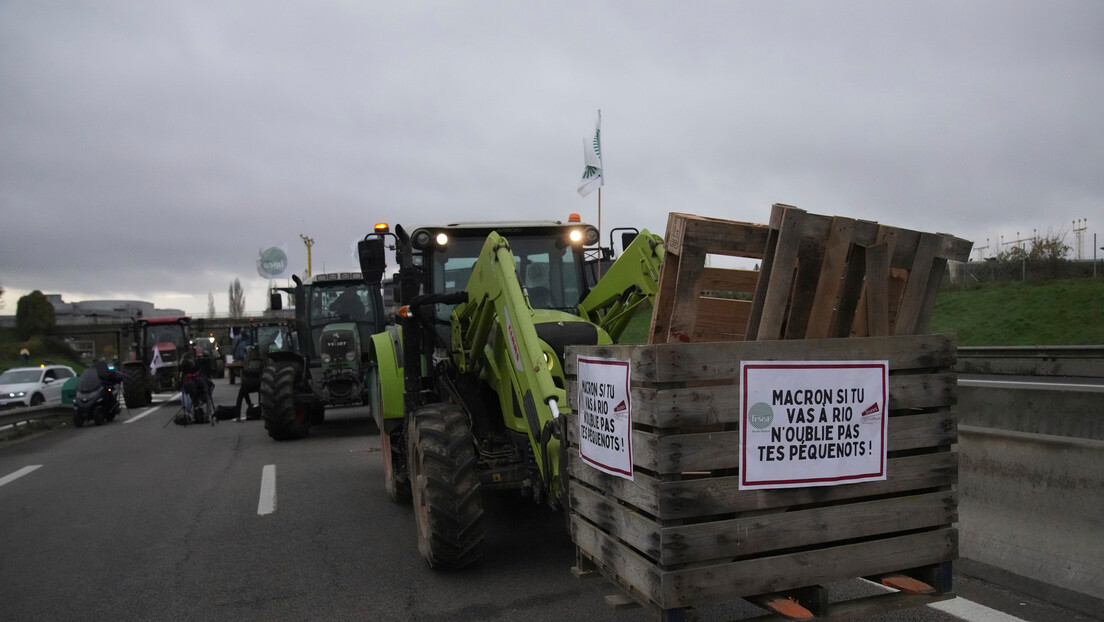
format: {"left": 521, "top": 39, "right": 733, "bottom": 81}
{"left": 754, "top": 206, "right": 805, "bottom": 340}
{"left": 658, "top": 528, "right": 957, "bottom": 608}
{"left": 699, "top": 267, "right": 759, "bottom": 292}
{"left": 806, "top": 217, "right": 855, "bottom": 339}
{"left": 648, "top": 249, "right": 682, "bottom": 345}
{"left": 655, "top": 451, "right": 957, "bottom": 519}
{"left": 693, "top": 297, "right": 751, "bottom": 342}
{"left": 567, "top": 450, "right": 956, "bottom": 519}
{"left": 571, "top": 486, "right": 957, "bottom": 567}
{"left": 571, "top": 517, "right": 663, "bottom": 605}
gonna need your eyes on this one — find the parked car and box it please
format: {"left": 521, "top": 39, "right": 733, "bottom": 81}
{"left": 0, "top": 365, "right": 78, "bottom": 408}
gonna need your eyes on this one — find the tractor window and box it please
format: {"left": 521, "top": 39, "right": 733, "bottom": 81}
{"left": 146, "top": 325, "right": 185, "bottom": 349}
{"left": 510, "top": 237, "right": 581, "bottom": 311}
{"left": 310, "top": 284, "right": 376, "bottom": 325}
{"left": 428, "top": 232, "right": 584, "bottom": 320}
{"left": 257, "top": 326, "right": 287, "bottom": 353}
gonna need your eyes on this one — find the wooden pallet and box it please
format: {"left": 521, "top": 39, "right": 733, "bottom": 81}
{"left": 648, "top": 212, "right": 770, "bottom": 344}
{"left": 565, "top": 334, "right": 960, "bottom": 620}
{"left": 648, "top": 205, "right": 973, "bottom": 344}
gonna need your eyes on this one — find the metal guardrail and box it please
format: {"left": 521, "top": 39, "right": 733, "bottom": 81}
{"left": 957, "top": 345, "right": 1104, "bottom": 378}
{"left": 0, "top": 404, "right": 72, "bottom": 428}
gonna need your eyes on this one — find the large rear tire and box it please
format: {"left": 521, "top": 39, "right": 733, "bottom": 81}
{"left": 261, "top": 361, "right": 310, "bottom": 441}
{"left": 407, "top": 403, "right": 483, "bottom": 569}
{"left": 122, "top": 366, "right": 151, "bottom": 408}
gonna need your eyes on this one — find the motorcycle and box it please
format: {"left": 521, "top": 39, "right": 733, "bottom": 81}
{"left": 73, "top": 364, "right": 122, "bottom": 427}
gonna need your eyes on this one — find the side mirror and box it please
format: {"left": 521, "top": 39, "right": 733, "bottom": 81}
{"left": 358, "top": 237, "right": 386, "bottom": 284}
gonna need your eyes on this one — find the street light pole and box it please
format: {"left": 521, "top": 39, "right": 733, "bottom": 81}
{"left": 300, "top": 234, "right": 315, "bottom": 277}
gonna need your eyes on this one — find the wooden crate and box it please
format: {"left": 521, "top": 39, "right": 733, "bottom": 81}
{"left": 565, "top": 334, "right": 959, "bottom": 619}
{"left": 648, "top": 205, "right": 973, "bottom": 344}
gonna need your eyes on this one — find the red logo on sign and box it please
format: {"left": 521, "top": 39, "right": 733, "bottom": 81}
{"left": 861, "top": 402, "right": 880, "bottom": 417}
{"left": 614, "top": 400, "right": 627, "bottom": 413}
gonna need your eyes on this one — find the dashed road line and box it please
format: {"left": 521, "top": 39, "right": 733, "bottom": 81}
{"left": 0, "top": 465, "right": 43, "bottom": 488}
{"left": 929, "top": 597, "right": 1029, "bottom": 622}
{"left": 258, "top": 464, "right": 277, "bottom": 515}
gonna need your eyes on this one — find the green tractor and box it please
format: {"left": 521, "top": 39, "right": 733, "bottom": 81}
{"left": 120, "top": 316, "right": 196, "bottom": 408}
{"left": 259, "top": 270, "right": 386, "bottom": 440}
{"left": 359, "top": 218, "right": 663, "bottom": 569}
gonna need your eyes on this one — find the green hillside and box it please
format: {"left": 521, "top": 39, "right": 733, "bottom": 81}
{"left": 930, "top": 278, "right": 1104, "bottom": 346}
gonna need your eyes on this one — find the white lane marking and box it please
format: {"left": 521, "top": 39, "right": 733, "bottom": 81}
{"left": 124, "top": 392, "right": 181, "bottom": 423}
{"left": 959, "top": 379, "right": 1104, "bottom": 392}
{"left": 258, "top": 464, "right": 277, "bottom": 515}
{"left": 0, "top": 465, "right": 43, "bottom": 488}
{"left": 863, "top": 579, "right": 1028, "bottom": 622}
{"left": 929, "top": 597, "right": 1029, "bottom": 622}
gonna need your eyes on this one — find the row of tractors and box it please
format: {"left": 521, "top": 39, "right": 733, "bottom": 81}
{"left": 116, "top": 216, "right": 662, "bottom": 572}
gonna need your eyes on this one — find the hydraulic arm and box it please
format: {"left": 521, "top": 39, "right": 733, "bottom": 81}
{"left": 577, "top": 229, "right": 665, "bottom": 342}
{"left": 450, "top": 232, "right": 569, "bottom": 499}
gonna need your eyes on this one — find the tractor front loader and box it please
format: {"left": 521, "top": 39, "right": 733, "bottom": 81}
{"left": 360, "top": 218, "right": 663, "bottom": 569}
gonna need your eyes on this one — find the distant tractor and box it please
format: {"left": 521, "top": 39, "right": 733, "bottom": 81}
{"left": 259, "top": 268, "right": 386, "bottom": 440}
{"left": 227, "top": 320, "right": 291, "bottom": 384}
{"left": 121, "top": 316, "right": 195, "bottom": 408}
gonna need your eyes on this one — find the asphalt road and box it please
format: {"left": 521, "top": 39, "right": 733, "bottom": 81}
{"left": 0, "top": 379, "right": 1098, "bottom": 622}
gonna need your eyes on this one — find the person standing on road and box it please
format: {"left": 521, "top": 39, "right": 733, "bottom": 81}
{"left": 235, "top": 342, "right": 262, "bottom": 421}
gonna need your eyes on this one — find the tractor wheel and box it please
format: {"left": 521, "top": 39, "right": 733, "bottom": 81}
{"left": 407, "top": 403, "right": 483, "bottom": 569}
{"left": 122, "top": 366, "right": 151, "bottom": 408}
{"left": 372, "top": 368, "right": 410, "bottom": 504}
{"left": 261, "top": 361, "right": 309, "bottom": 441}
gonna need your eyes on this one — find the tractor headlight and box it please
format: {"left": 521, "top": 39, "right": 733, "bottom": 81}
{"left": 412, "top": 229, "right": 432, "bottom": 249}
{"left": 569, "top": 230, "right": 583, "bottom": 244}
{"left": 321, "top": 354, "right": 332, "bottom": 363}
{"left": 435, "top": 232, "right": 449, "bottom": 246}
{"left": 583, "top": 226, "right": 599, "bottom": 246}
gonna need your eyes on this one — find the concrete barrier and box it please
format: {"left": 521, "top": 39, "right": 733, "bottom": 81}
{"left": 955, "top": 358, "right": 1104, "bottom": 617}
{"left": 958, "top": 426, "right": 1104, "bottom": 614}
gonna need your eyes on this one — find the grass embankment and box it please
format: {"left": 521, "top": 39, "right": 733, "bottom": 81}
{"left": 619, "top": 277, "right": 1103, "bottom": 346}
{"left": 0, "top": 329, "right": 85, "bottom": 373}
{"left": 930, "top": 278, "right": 1104, "bottom": 346}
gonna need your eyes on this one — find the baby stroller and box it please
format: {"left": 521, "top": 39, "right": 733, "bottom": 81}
{"left": 175, "top": 367, "right": 217, "bottom": 426}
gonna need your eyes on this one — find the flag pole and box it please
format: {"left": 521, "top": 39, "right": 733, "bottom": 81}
{"left": 597, "top": 108, "right": 603, "bottom": 279}
{"left": 597, "top": 186, "right": 602, "bottom": 279}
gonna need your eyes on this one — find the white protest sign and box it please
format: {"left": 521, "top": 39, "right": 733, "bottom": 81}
{"left": 576, "top": 356, "right": 633, "bottom": 480}
{"left": 740, "top": 360, "right": 888, "bottom": 490}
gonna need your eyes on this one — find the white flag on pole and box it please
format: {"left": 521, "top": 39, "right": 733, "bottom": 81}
{"left": 150, "top": 346, "right": 163, "bottom": 373}
{"left": 577, "top": 110, "right": 604, "bottom": 197}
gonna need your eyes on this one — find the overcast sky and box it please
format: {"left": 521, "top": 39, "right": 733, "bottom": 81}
{"left": 2, "top": 0, "right": 1102, "bottom": 316}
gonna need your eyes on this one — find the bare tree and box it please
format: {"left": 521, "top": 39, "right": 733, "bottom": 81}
{"left": 207, "top": 292, "right": 216, "bottom": 318}
{"left": 228, "top": 279, "right": 246, "bottom": 317}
